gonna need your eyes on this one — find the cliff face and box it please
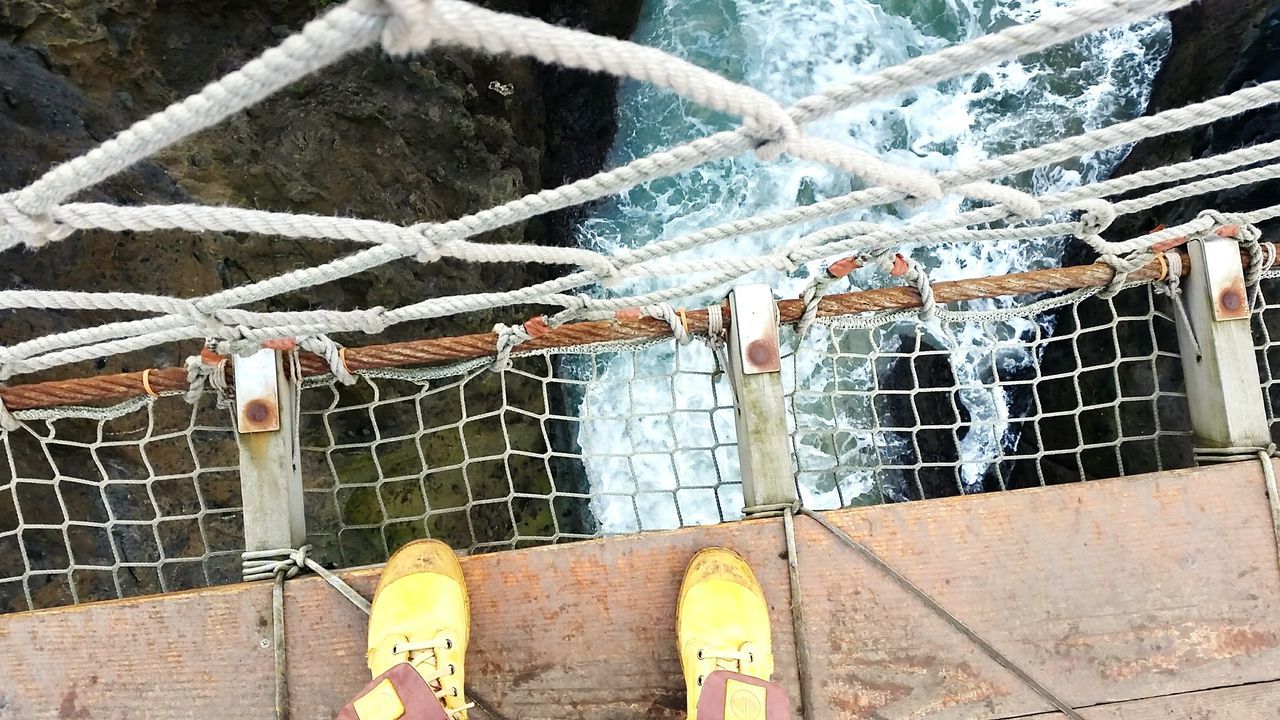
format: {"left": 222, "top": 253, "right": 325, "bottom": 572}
{"left": 0, "top": 0, "right": 643, "bottom": 380}
{"left": 1097, "top": 0, "right": 1280, "bottom": 244}
{"left": 0, "top": 1, "right": 642, "bottom": 610}
{"left": 1035, "top": 0, "right": 1280, "bottom": 482}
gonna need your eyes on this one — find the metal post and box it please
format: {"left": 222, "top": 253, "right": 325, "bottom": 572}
{"left": 234, "top": 349, "right": 306, "bottom": 551}
{"left": 727, "top": 284, "right": 798, "bottom": 509}
{"left": 1176, "top": 237, "right": 1271, "bottom": 449}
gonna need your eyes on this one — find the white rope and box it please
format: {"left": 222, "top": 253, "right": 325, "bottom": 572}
{"left": 6, "top": 0, "right": 1278, "bottom": 385}
{"left": 0, "top": 395, "right": 22, "bottom": 432}
{"left": 643, "top": 304, "right": 691, "bottom": 345}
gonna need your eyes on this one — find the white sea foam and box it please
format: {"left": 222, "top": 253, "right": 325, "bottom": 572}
{"left": 574, "top": 0, "right": 1170, "bottom": 531}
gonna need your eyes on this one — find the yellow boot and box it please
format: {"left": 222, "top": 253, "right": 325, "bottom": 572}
{"left": 360, "top": 539, "right": 471, "bottom": 719}
{"left": 677, "top": 547, "right": 775, "bottom": 718}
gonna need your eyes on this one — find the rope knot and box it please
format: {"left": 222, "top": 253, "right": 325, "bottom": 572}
{"left": 298, "top": 335, "right": 357, "bottom": 385}
{"left": 0, "top": 193, "right": 74, "bottom": 251}
{"left": 184, "top": 346, "right": 232, "bottom": 406}
{"left": 642, "top": 303, "right": 691, "bottom": 345}
{"left": 1074, "top": 199, "right": 1117, "bottom": 239}
{"left": 404, "top": 226, "right": 445, "bottom": 263}
{"left": 491, "top": 321, "right": 534, "bottom": 371}
{"left": 1097, "top": 251, "right": 1151, "bottom": 299}
{"left": 378, "top": 0, "right": 438, "bottom": 57}
{"left": 749, "top": 116, "right": 803, "bottom": 164}
{"left": 241, "top": 545, "right": 315, "bottom": 583}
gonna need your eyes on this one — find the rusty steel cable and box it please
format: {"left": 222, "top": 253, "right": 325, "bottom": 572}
{"left": 0, "top": 255, "right": 1186, "bottom": 412}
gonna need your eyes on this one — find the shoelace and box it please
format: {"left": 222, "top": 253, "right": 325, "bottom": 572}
{"left": 695, "top": 646, "right": 755, "bottom": 686}
{"left": 392, "top": 636, "right": 475, "bottom": 718}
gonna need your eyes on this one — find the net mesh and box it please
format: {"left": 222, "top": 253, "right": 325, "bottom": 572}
{"left": 0, "top": 282, "right": 1204, "bottom": 612}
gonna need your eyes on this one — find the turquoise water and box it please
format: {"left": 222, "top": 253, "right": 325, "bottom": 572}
{"left": 575, "top": 0, "right": 1170, "bottom": 531}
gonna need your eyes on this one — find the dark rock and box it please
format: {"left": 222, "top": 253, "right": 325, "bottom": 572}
{"left": 1044, "top": 0, "right": 1278, "bottom": 479}
{"left": 875, "top": 331, "right": 972, "bottom": 501}
{"left": 0, "top": 0, "right": 640, "bottom": 603}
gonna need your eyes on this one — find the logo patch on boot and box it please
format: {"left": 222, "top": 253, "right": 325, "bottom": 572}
{"left": 696, "top": 670, "right": 790, "bottom": 720}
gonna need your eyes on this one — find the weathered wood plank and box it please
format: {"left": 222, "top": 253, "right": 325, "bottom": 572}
{"left": 1011, "top": 680, "right": 1280, "bottom": 718}
{"left": 798, "top": 462, "right": 1280, "bottom": 718}
{"left": 1, "top": 462, "right": 1279, "bottom": 720}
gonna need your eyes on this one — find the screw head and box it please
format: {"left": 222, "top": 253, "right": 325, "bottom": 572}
{"left": 245, "top": 399, "right": 271, "bottom": 424}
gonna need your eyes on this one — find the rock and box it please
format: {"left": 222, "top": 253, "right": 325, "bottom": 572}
{"left": 0, "top": 0, "right": 641, "bottom": 606}
{"left": 1040, "top": 0, "right": 1278, "bottom": 481}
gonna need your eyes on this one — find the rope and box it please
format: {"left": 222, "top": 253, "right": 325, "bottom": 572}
{"left": 1, "top": 0, "right": 1246, "bottom": 379}
{"left": 781, "top": 507, "right": 816, "bottom": 720}
{"left": 242, "top": 546, "right": 373, "bottom": 720}
{"left": 0, "top": 255, "right": 1182, "bottom": 412}
{"left": 1154, "top": 250, "right": 1200, "bottom": 361}
{"left": 0, "top": 395, "right": 22, "bottom": 432}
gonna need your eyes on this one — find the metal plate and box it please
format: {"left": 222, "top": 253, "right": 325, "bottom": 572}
{"left": 1201, "top": 236, "right": 1250, "bottom": 322}
{"left": 233, "top": 348, "right": 281, "bottom": 433}
{"left": 729, "top": 284, "right": 781, "bottom": 375}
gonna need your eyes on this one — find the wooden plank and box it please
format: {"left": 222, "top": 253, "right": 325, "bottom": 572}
{"left": 1, "top": 463, "right": 1279, "bottom": 719}
{"left": 798, "top": 462, "right": 1280, "bottom": 718}
{"left": 1011, "top": 680, "right": 1280, "bottom": 718}
{"left": 728, "top": 284, "right": 797, "bottom": 508}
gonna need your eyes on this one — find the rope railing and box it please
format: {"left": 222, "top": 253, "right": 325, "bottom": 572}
{"left": 7, "top": 0, "right": 1280, "bottom": 391}
{"left": 0, "top": 250, "right": 1212, "bottom": 412}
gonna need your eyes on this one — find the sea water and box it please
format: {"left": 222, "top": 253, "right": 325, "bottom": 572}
{"left": 572, "top": 0, "right": 1170, "bottom": 532}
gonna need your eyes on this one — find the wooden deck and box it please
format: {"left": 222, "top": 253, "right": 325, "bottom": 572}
{"left": 3, "top": 461, "right": 1280, "bottom": 719}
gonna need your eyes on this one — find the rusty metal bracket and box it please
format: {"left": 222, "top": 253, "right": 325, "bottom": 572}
{"left": 1200, "top": 235, "right": 1250, "bottom": 322}
{"left": 730, "top": 284, "right": 782, "bottom": 375}
{"left": 1177, "top": 239, "right": 1270, "bottom": 449}
{"left": 234, "top": 348, "right": 282, "bottom": 433}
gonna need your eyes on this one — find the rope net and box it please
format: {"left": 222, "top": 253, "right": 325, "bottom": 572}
{"left": 1, "top": 0, "right": 1279, "bottom": 613}
{"left": 1, "top": 278, "right": 1201, "bottom": 612}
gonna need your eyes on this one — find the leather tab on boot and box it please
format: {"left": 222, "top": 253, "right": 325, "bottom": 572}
{"left": 337, "top": 663, "right": 451, "bottom": 720}
{"left": 696, "top": 670, "right": 790, "bottom": 720}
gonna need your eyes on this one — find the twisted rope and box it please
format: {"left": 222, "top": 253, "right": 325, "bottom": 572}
{"left": 11, "top": 0, "right": 1280, "bottom": 385}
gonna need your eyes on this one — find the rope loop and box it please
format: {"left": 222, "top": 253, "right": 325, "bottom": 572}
{"left": 377, "top": 0, "right": 439, "bottom": 57}
{"left": 298, "top": 335, "right": 357, "bottom": 385}
{"left": 900, "top": 258, "right": 937, "bottom": 322}
{"left": 796, "top": 273, "right": 836, "bottom": 340}
{"left": 242, "top": 545, "right": 312, "bottom": 583}
{"left": 1097, "top": 251, "right": 1151, "bottom": 299}
{"left": 491, "top": 321, "right": 534, "bottom": 371}
{"left": 1073, "top": 199, "right": 1117, "bottom": 239}
{"left": 0, "top": 192, "right": 74, "bottom": 251}
{"left": 0, "top": 395, "right": 22, "bottom": 432}
{"left": 184, "top": 346, "right": 232, "bottom": 406}
{"left": 642, "top": 303, "right": 691, "bottom": 345}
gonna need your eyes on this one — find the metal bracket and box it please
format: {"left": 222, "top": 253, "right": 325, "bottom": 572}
{"left": 730, "top": 284, "right": 782, "bottom": 375}
{"left": 1200, "top": 235, "right": 1250, "bottom": 322}
{"left": 234, "top": 348, "right": 282, "bottom": 433}
{"left": 1176, "top": 238, "right": 1270, "bottom": 449}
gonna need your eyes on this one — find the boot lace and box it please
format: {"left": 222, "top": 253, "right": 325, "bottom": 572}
{"left": 695, "top": 646, "right": 756, "bottom": 687}
{"left": 393, "top": 635, "right": 474, "bottom": 718}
